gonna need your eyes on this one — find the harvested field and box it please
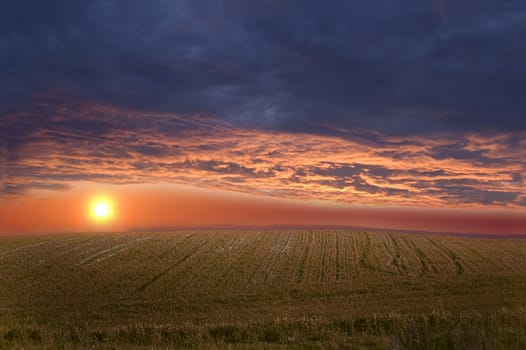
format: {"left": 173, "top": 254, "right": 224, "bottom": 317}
{"left": 1, "top": 230, "right": 526, "bottom": 348}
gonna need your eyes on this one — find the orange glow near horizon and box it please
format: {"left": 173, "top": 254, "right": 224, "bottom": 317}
{"left": 0, "top": 182, "right": 525, "bottom": 235}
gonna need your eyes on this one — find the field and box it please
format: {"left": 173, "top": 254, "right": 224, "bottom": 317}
{"left": 1, "top": 230, "right": 526, "bottom": 349}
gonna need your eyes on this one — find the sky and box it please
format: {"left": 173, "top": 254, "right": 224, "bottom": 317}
{"left": 1, "top": 0, "right": 525, "bottom": 234}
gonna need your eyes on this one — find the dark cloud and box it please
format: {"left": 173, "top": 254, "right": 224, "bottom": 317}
{"left": 2, "top": 0, "right": 526, "bottom": 136}
{"left": 178, "top": 160, "right": 275, "bottom": 178}
{"left": 438, "top": 187, "right": 521, "bottom": 205}
{"left": 512, "top": 173, "right": 523, "bottom": 184}
{"left": 309, "top": 162, "right": 394, "bottom": 179}
{"left": 3, "top": 181, "right": 71, "bottom": 195}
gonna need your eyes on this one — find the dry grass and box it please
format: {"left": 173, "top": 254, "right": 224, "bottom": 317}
{"left": 1, "top": 230, "right": 526, "bottom": 348}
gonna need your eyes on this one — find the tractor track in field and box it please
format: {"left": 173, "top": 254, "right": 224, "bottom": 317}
{"left": 135, "top": 233, "right": 218, "bottom": 293}
{"left": 427, "top": 238, "right": 464, "bottom": 276}
{"left": 0, "top": 239, "right": 56, "bottom": 261}
{"left": 78, "top": 237, "right": 151, "bottom": 266}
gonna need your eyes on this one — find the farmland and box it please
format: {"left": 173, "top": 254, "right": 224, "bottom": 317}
{"left": 1, "top": 230, "right": 526, "bottom": 348}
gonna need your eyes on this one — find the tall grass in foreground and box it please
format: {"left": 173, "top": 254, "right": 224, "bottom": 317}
{"left": 2, "top": 309, "right": 526, "bottom": 349}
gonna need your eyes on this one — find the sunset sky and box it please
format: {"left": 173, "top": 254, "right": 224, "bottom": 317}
{"left": 1, "top": 0, "right": 525, "bottom": 234}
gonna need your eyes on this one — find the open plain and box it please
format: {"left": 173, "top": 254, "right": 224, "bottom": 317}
{"left": 1, "top": 230, "right": 526, "bottom": 349}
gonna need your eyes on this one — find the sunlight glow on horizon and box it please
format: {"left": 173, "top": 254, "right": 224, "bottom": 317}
{"left": 0, "top": 183, "right": 524, "bottom": 235}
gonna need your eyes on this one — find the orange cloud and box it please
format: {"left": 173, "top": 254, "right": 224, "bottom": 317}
{"left": 3, "top": 101, "right": 525, "bottom": 213}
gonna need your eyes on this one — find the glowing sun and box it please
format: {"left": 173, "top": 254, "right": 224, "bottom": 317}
{"left": 90, "top": 198, "right": 114, "bottom": 222}
{"left": 94, "top": 202, "right": 110, "bottom": 217}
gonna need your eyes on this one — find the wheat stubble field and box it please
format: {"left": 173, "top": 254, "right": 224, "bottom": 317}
{"left": 1, "top": 230, "right": 526, "bottom": 349}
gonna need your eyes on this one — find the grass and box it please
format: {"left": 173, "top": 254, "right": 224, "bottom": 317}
{"left": 1, "top": 230, "right": 526, "bottom": 348}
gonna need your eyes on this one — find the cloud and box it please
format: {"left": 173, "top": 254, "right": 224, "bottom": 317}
{"left": 1, "top": 0, "right": 526, "bottom": 136}
{"left": 1, "top": 1, "right": 525, "bottom": 209}
{"left": 2, "top": 101, "right": 524, "bottom": 209}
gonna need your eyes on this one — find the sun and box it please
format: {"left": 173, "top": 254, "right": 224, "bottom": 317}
{"left": 90, "top": 198, "right": 114, "bottom": 222}
{"left": 94, "top": 202, "right": 110, "bottom": 217}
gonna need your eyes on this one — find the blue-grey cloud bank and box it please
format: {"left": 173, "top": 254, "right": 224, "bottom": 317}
{"left": 3, "top": 0, "right": 526, "bottom": 132}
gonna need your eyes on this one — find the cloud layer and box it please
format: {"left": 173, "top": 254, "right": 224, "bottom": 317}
{"left": 2, "top": 0, "right": 526, "bottom": 133}
{"left": 3, "top": 101, "right": 525, "bottom": 208}
{"left": 1, "top": 1, "right": 525, "bottom": 210}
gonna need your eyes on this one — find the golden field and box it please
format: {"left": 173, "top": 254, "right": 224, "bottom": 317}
{"left": 1, "top": 230, "right": 526, "bottom": 349}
